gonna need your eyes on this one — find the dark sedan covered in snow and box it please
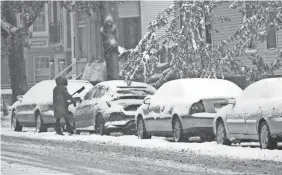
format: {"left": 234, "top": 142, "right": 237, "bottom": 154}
{"left": 11, "top": 80, "right": 93, "bottom": 132}
{"left": 135, "top": 78, "right": 242, "bottom": 142}
{"left": 70, "top": 80, "right": 156, "bottom": 135}
{"left": 214, "top": 78, "right": 282, "bottom": 149}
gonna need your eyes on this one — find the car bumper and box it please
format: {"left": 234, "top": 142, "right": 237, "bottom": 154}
{"left": 104, "top": 120, "right": 136, "bottom": 135}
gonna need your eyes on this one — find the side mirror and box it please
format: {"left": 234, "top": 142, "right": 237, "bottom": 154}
{"left": 227, "top": 98, "right": 236, "bottom": 105}
{"left": 17, "top": 95, "right": 23, "bottom": 101}
{"left": 143, "top": 96, "right": 151, "bottom": 105}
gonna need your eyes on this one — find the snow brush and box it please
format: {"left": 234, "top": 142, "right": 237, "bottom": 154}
{"left": 71, "top": 86, "right": 85, "bottom": 96}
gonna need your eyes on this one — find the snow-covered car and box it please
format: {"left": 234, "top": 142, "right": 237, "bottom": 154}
{"left": 136, "top": 78, "right": 242, "bottom": 142}
{"left": 11, "top": 80, "right": 93, "bottom": 132}
{"left": 213, "top": 78, "right": 282, "bottom": 149}
{"left": 71, "top": 80, "right": 156, "bottom": 135}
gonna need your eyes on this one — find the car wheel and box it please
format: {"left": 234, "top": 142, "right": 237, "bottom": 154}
{"left": 95, "top": 114, "right": 106, "bottom": 135}
{"left": 11, "top": 112, "right": 23, "bottom": 132}
{"left": 216, "top": 121, "right": 231, "bottom": 146}
{"left": 68, "top": 114, "right": 76, "bottom": 131}
{"left": 36, "top": 113, "right": 46, "bottom": 133}
{"left": 172, "top": 117, "right": 185, "bottom": 142}
{"left": 137, "top": 117, "right": 151, "bottom": 139}
{"left": 259, "top": 121, "right": 277, "bottom": 149}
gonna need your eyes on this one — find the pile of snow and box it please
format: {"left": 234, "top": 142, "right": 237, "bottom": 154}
{"left": 81, "top": 61, "right": 107, "bottom": 82}
{"left": 2, "top": 127, "right": 282, "bottom": 162}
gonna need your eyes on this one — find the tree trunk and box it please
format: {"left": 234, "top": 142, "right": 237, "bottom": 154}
{"left": 6, "top": 13, "right": 28, "bottom": 102}
{"left": 100, "top": 1, "right": 119, "bottom": 80}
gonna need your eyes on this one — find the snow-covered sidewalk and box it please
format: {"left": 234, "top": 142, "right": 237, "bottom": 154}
{"left": 1, "top": 127, "right": 282, "bottom": 162}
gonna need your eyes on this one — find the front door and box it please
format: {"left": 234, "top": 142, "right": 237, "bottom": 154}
{"left": 55, "top": 55, "right": 66, "bottom": 76}
{"left": 226, "top": 99, "right": 248, "bottom": 135}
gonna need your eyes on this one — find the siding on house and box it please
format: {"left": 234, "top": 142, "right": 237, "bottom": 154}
{"left": 213, "top": 2, "right": 282, "bottom": 75}
{"left": 140, "top": 1, "right": 174, "bottom": 37}
{"left": 118, "top": 1, "right": 140, "bottom": 18}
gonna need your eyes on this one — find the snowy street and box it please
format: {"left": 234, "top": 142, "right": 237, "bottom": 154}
{"left": 1, "top": 116, "right": 282, "bottom": 175}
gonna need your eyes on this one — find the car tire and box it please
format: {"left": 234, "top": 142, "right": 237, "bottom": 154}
{"left": 36, "top": 113, "right": 46, "bottom": 133}
{"left": 137, "top": 117, "right": 151, "bottom": 139}
{"left": 11, "top": 112, "right": 23, "bottom": 132}
{"left": 216, "top": 121, "right": 231, "bottom": 146}
{"left": 172, "top": 117, "right": 185, "bottom": 142}
{"left": 95, "top": 114, "right": 106, "bottom": 135}
{"left": 68, "top": 114, "right": 76, "bottom": 132}
{"left": 259, "top": 121, "right": 277, "bottom": 149}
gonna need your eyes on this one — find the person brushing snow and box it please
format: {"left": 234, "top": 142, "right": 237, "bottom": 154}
{"left": 53, "top": 76, "right": 76, "bottom": 135}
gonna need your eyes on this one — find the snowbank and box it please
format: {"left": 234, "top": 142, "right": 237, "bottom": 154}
{"left": 2, "top": 127, "right": 281, "bottom": 162}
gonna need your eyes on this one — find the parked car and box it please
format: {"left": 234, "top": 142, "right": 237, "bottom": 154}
{"left": 70, "top": 80, "right": 156, "bottom": 135}
{"left": 135, "top": 78, "right": 242, "bottom": 142}
{"left": 213, "top": 78, "right": 282, "bottom": 149}
{"left": 11, "top": 80, "right": 93, "bottom": 132}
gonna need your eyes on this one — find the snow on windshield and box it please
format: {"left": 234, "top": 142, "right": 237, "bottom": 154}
{"left": 242, "top": 78, "right": 282, "bottom": 99}
{"left": 23, "top": 80, "right": 93, "bottom": 104}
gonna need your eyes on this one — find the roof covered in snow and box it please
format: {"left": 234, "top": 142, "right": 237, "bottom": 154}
{"left": 155, "top": 78, "right": 243, "bottom": 100}
{"left": 22, "top": 80, "right": 93, "bottom": 104}
{"left": 242, "top": 78, "right": 282, "bottom": 99}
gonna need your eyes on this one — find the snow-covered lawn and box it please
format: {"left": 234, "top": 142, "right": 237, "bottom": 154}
{"left": 1, "top": 126, "right": 282, "bottom": 162}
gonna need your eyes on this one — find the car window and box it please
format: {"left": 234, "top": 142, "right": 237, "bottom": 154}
{"left": 84, "top": 87, "right": 97, "bottom": 100}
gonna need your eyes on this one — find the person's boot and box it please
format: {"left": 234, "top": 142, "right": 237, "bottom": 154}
{"left": 55, "top": 123, "right": 64, "bottom": 135}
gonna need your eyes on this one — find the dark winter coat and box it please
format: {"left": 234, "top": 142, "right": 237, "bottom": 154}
{"left": 53, "top": 76, "right": 76, "bottom": 118}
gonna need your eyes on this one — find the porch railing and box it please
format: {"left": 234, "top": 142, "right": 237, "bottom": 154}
{"left": 53, "top": 61, "right": 76, "bottom": 80}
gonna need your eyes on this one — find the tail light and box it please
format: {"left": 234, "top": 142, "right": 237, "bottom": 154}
{"left": 190, "top": 101, "right": 205, "bottom": 114}
{"left": 108, "top": 112, "right": 125, "bottom": 121}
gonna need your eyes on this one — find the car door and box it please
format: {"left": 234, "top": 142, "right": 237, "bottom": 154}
{"left": 226, "top": 82, "right": 265, "bottom": 135}
{"left": 91, "top": 86, "right": 110, "bottom": 129}
{"left": 226, "top": 97, "right": 248, "bottom": 135}
{"left": 145, "top": 82, "right": 173, "bottom": 134}
{"left": 16, "top": 93, "right": 37, "bottom": 125}
{"left": 74, "top": 87, "right": 98, "bottom": 128}
{"left": 245, "top": 82, "right": 272, "bottom": 135}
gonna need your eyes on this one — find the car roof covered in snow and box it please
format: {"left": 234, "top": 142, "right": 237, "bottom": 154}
{"left": 242, "top": 77, "right": 282, "bottom": 99}
{"left": 156, "top": 78, "right": 242, "bottom": 100}
{"left": 97, "top": 80, "right": 156, "bottom": 92}
{"left": 22, "top": 80, "right": 94, "bottom": 104}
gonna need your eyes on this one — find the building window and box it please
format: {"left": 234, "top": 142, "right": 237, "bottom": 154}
{"left": 118, "top": 17, "right": 141, "bottom": 49}
{"left": 78, "top": 12, "right": 88, "bottom": 58}
{"left": 33, "top": 6, "right": 46, "bottom": 32}
{"left": 205, "top": 13, "right": 212, "bottom": 44}
{"left": 245, "top": 4, "right": 256, "bottom": 49}
{"left": 66, "top": 10, "right": 72, "bottom": 48}
{"left": 267, "top": 25, "right": 277, "bottom": 49}
{"left": 78, "top": 26, "right": 87, "bottom": 58}
{"left": 267, "top": 12, "right": 277, "bottom": 49}
{"left": 34, "top": 56, "right": 50, "bottom": 83}
{"left": 49, "top": 2, "right": 62, "bottom": 44}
